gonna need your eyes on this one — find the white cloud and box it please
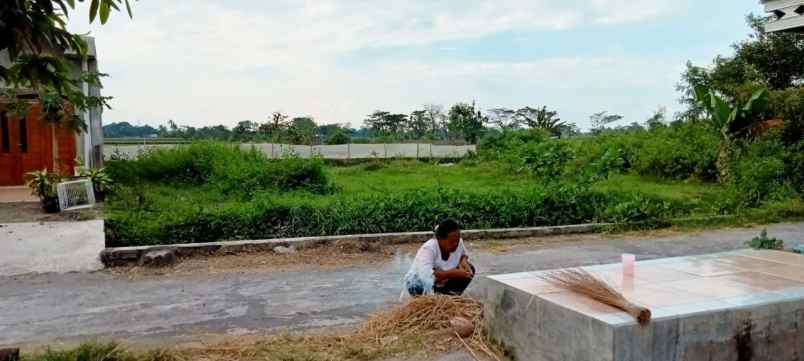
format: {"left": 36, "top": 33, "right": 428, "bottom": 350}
{"left": 64, "top": 0, "right": 683, "bottom": 128}
{"left": 591, "top": 0, "right": 677, "bottom": 24}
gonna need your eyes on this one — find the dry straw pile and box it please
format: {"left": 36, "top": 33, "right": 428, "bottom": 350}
{"left": 359, "top": 294, "right": 504, "bottom": 361}
{"left": 179, "top": 294, "right": 505, "bottom": 361}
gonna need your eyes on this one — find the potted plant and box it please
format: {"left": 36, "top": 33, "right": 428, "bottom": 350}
{"left": 79, "top": 167, "right": 113, "bottom": 202}
{"left": 25, "top": 169, "right": 61, "bottom": 213}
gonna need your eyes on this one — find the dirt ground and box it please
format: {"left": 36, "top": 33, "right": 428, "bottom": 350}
{"left": 0, "top": 202, "right": 103, "bottom": 223}
{"left": 107, "top": 229, "right": 691, "bottom": 279}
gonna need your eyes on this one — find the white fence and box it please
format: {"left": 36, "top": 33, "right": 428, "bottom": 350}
{"left": 103, "top": 143, "right": 476, "bottom": 160}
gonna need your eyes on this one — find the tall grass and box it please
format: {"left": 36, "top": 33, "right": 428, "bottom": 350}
{"left": 106, "top": 141, "right": 332, "bottom": 195}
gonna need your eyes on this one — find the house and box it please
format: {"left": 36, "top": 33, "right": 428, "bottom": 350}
{"left": 762, "top": 0, "right": 804, "bottom": 32}
{"left": 0, "top": 37, "right": 103, "bottom": 186}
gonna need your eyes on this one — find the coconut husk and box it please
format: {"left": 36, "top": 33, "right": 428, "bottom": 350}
{"left": 539, "top": 268, "right": 651, "bottom": 324}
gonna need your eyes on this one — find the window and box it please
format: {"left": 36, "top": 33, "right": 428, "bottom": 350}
{"left": 1, "top": 111, "right": 9, "bottom": 153}
{"left": 19, "top": 116, "right": 28, "bottom": 153}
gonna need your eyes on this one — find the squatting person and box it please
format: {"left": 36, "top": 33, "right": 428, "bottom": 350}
{"left": 404, "top": 219, "right": 475, "bottom": 296}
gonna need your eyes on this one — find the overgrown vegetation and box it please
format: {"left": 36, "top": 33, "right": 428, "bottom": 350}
{"left": 104, "top": 133, "right": 803, "bottom": 246}
{"left": 107, "top": 142, "right": 332, "bottom": 196}
{"left": 746, "top": 228, "right": 785, "bottom": 250}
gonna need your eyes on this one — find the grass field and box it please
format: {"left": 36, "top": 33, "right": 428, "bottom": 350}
{"left": 104, "top": 156, "right": 804, "bottom": 247}
{"left": 122, "top": 161, "right": 725, "bottom": 212}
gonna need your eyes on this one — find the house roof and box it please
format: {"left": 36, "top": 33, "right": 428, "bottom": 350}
{"left": 761, "top": 0, "right": 804, "bottom": 32}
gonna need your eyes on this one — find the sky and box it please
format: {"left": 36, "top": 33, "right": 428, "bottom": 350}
{"left": 66, "top": 0, "right": 768, "bottom": 130}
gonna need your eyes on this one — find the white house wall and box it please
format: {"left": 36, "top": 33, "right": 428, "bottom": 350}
{"left": 763, "top": 0, "right": 804, "bottom": 32}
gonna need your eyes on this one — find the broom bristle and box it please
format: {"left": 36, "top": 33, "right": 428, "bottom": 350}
{"left": 539, "top": 268, "right": 651, "bottom": 324}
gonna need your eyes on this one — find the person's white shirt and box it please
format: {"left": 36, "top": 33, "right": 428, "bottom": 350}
{"left": 405, "top": 238, "right": 467, "bottom": 288}
{"left": 399, "top": 238, "right": 469, "bottom": 301}
{"left": 415, "top": 238, "right": 466, "bottom": 276}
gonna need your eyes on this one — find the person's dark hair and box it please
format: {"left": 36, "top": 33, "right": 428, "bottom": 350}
{"left": 435, "top": 219, "right": 461, "bottom": 240}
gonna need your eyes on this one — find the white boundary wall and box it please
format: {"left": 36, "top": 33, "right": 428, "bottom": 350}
{"left": 104, "top": 143, "right": 476, "bottom": 160}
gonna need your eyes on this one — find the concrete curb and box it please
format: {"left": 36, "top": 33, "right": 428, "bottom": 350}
{"left": 100, "top": 223, "right": 610, "bottom": 267}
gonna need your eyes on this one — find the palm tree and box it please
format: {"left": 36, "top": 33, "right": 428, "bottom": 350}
{"left": 517, "top": 106, "right": 565, "bottom": 136}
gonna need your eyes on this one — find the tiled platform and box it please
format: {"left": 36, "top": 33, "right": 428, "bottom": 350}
{"left": 472, "top": 250, "right": 804, "bottom": 361}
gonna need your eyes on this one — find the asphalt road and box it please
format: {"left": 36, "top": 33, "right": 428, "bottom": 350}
{"left": 1, "top": 222, "right": 802, "bottom": 347}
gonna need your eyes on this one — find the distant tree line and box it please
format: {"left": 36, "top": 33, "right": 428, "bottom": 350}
{"left": 104, "top": 101, "right": 650, "bottom": 144}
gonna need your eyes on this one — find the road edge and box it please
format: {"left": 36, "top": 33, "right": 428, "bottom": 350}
{"left": 100, "top": 223, "right": 610, "bottom": 266}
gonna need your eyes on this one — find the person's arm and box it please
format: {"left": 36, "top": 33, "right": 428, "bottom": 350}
{"left": 457, "top": 240, "right": 474, "bottom": 276}
{"left": 434, "top": 268, "right": 473, "bottom": 283}
{"left": 458, "top": 255, "right": 474, "bottom": 276}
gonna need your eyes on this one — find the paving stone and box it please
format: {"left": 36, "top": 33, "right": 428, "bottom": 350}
{"left": 138, "top": 249, "right": 177, "bottom": 267}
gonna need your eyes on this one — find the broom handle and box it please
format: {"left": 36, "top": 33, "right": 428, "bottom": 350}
{"left": 621, "top": 301, "right": 651, "bottom": 324}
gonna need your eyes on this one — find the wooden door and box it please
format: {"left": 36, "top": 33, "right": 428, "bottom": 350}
{"left": 0, "top": 110, "right": 23, "bottom": 185}
{"left": 19, "top": 108, "right": 52, "bottom": 179}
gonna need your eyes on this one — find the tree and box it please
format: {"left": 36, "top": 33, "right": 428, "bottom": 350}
{"left": 590, "top": 111, "right": 623, "bottom": 132}
{"left": 695, "top": 85, "right": 770, "bottom": 179}
{"left": 232, "top": 120, "right": 258, "bottom": 140}
{"left": 287, "top": 117, "right": 317, "bottom": 144}
{"left": 447, "top": 101, "right": 486, "bottom": 143}
{"left": 486, "top": 108, "right": 520, "bottom": 130}
{"left": 517, "top": 106, "right": 565, "bottom": 136}
{"left": 195, "top": 125, "right": 231, "bottom": 140}
{"left": 618, "top": 122, "right": 645, "bottom": 132}
{"left": 385, "top": 113, "right": 408, "bottom": 138}
{"left": 423, "top": 104, "right": 446, "bottom": 139}
{"left": 365, "top": 110, "right": 391, "bottom": 137}
{"left": 555, "top": 122, "right": 580, "bottom": 138}
{"left": 676, "top": 58, "right": 762, "bottom": 120}
{"left": 326, "top": 129, "right": 351, "bottom": 145}
{"left": 738, "top": 15, "right": 804, "bottom": 90}
{"left": 260, "top": 111, "right": 289, "bottom": 141}
{"left": 318, "top": 123, "right": 349, "bottom": 140}
{"left": 364, "top": 111, "right": 407, "bottom": 139}
{"left": 408, "top": 110, "right": 429, "bottom": 139}
{"left": 1, "top": 0, "right": 134, "bottom": 84}
{"left": 103, "top": 122, "right": 159, "bottom": 138}
{"left": 676, "top": 14, "right": 804, "bottom": 120}
{"left": 646, "top": 106, "right": 667, "bottom": 130}
{"left": 1, "top": 1, "right": 134, "bottom": 171}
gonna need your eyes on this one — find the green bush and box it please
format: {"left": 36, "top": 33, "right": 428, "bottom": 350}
{"left": 508, "top": 140, "right": 574, "bottom": 178}
{"left": 569, "top": 123, "right": 719, "bottom": 181}
{"left": 478, "top": 129, "right": 574, "bottom": 178}
{"left": 584, "top": 147, "right": 627, "bottom": 182}
{"left": 629, "top": 123, "right": 719, "bottom": 181}
{"left": 105, "top": 142, "right": 331, "bottom": 195}
{"left": 727, "top": 137, "right": 797, "bottom": 207}
{"left": 326, "top": 129, "right": 351, "bottom": 145}
{"left": 746, "top": 228, "right": 784, "bottom": 250}
{"left": 477, "top": 129, "right": 551, "bottom": 160}
{"left": 105, "top": 183, "right": 688, "bottom": 246}
{"left": 769, "top": 87, "right": 804, "bottom": 145}
{"left": 787, "top": 141, "right": 804, "bottom": 195}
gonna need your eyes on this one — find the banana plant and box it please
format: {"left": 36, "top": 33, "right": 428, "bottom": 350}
{"left": 694, "top": 85, "right": 769, "bottom": 140}
{"left": 694, "top": 85, "right": 770, "bottom": 180}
